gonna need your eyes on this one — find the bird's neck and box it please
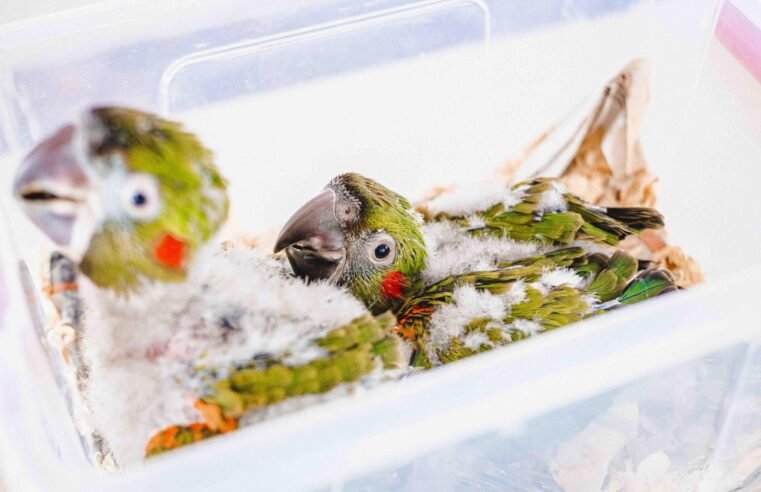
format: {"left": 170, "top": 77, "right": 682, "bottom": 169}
{"left": 79, "top": 276, "right": 192, "bottom": 362}
{"left": 79, "top": 244, "right": 215, "bottom": 362}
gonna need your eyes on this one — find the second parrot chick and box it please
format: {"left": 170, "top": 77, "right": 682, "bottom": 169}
{"left": 275, "top": 173, "right": 676, "bottom": 367}
{"left": 13, "top": 109, "right": 405, "bottom": 466}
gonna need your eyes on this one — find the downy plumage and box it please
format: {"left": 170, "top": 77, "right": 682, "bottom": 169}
{"left": 13, "top": 109, "right": 404, "bottom": 466}
{"left": 274, "top": 173, "right": 676, "bottom": 367}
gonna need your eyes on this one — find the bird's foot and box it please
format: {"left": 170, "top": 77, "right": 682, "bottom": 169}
{"left": 194, "top": 399, "right": 238, "bottom": 432}
{"left": 145, "top": 400, "right": 238, "bottom": 457}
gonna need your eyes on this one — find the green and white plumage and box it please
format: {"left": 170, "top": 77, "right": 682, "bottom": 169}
{"left": 13, "top": 109, "right": 404, "bottom": 466}
{"left": 421, "top": 178, "right": 663, "bottom": 246}
{"left": 407, "top": 248, "right": 671, "bottom": 366}
{"left": 275, "top": 173, "right": 676, "bottom": 368}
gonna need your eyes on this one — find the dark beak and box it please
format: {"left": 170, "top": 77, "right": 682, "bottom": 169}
{"left": 13, "top": 124, "right": 91, "bottom": 246}
{"left": 274, "top": 189, "right": 346, "bottom": 281}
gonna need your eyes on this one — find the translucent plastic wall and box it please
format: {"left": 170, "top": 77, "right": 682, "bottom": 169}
{"left": 2, "top": 0, "right": 761, "bottom": 490}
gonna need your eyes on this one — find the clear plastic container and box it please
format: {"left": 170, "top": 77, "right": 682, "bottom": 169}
{"left": 2, "top": 0, "right": 761, "bottom": 490}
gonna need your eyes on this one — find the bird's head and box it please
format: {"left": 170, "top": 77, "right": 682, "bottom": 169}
{"left": 13, "top": 106, "right": 229, "bottom": 293}
{"left": 275, "top": 173, "right": 426, "bottom": 313}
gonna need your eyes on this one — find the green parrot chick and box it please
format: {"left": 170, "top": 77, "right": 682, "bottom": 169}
{"left": 14, "top": 112, "right": 405, "bottom": 466}
{"left": 275, "top": 173, "right": 675, "bottom": 367}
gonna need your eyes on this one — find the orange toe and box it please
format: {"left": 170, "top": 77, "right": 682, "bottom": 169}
{"left": 145, "top": 425, "right": 181, "bottom": 456}
{"left": 145, "top": 401, "right": 241, "bottom": 457}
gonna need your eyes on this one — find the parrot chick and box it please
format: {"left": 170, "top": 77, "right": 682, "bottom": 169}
{"left": 13, "top": 109, "right": 404, "bottom": 466}
{"left": 275, "top": 173, "right": 676, "bottom": 367}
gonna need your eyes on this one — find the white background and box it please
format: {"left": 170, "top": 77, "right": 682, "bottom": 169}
{"left": 1, "top": 0, "right": 105, "bottom": 24}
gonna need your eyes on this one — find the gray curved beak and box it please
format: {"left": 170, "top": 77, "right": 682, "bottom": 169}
{"left": 13, "top": 124, "right": 91, "bottom": 246}
{"left": 274, "top": 189, "right": 346, "bottom": 281}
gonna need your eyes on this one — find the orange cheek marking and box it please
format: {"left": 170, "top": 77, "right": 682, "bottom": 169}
{"left": 380, "top": 271, "right": 408, "bottom": 300}
{"left": 154, "top": 233, "right": 187, "bottom": 269}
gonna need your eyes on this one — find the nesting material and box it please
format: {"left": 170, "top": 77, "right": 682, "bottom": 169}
{"left": 543, "top": 60, "right": 703, "bottom": 288}
{"left": 423, "top": 58, "right": 703, "bottom": 288}
{"left": 620, "top": 231, "right": 704, "bottom": 288}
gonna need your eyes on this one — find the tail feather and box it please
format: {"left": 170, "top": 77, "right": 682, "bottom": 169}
{"left": 604, "top": 206, "right": 665, "bottom": 231}
{"left": 496, "top": 246, "right": 587, "bottom": 270}
{"left": 619, "top": 268, "right": 677, "bottom": 305}
{"left": 588, "top": 250, "right": 638, "bottom": 302}
{"left": 566, "top": 194, "right": 665, "bottom": 245}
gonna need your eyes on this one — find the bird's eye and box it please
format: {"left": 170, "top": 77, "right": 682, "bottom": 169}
{"left": 120, "top": 173, "right": 161, "bottom": 221}
{"left": 374, "top": 244, "right": 390, "bottom": 259}
{"left": 132, "top": 192, "right": 148, "bottom": 207}
{"left": 366, "top": 233, "right": 396, "bottom": 266}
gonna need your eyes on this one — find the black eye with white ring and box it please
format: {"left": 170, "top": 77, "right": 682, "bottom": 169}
{"left": 366, "top": 233, "right": 396, "bottom": 266}
{"left": 132, "top": 192, "right": 148, "bottom": 207}
{"left": 120, "top": 173, "right": 161, "bottom": 221}
{"left": 374, "top": 244, "right": 390, "bottom": 259}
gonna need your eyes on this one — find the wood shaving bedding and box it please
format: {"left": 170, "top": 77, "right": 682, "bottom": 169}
{"left": 426, "top": 58, "right": 703, "bottom": 287}
{"left": 547, "top": 60, "right": 702, "bottom": 288}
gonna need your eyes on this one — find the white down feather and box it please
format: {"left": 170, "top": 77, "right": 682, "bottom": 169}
{"left": 82, "top": 244, "right": 378, "bottom": 467}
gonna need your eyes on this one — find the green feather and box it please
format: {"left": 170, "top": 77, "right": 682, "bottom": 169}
{"left": 496, "top": 246, "right": 588, "bottom": 270}
{"left": 202, "top": 312, "right": 401, "bottom": 419}
{"left": 587, "top": 250, "right": 638, "bottom": 302}
{"left": 604, "top": 207, "right": 665, "bottom": 230}
{"left": 619, "top": 269, "right": 677, "bottom": 304}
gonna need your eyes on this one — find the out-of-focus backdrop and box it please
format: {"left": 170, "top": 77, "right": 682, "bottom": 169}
{"left": 1, "top": 0, "right": 105, "bottom": 23}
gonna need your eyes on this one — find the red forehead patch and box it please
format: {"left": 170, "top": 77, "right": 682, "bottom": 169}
{"left": 381, "top": 271, "right": 408, "bottom": 300}
{"left": 154, "top": 233, "right": 187, "bottom": 269}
